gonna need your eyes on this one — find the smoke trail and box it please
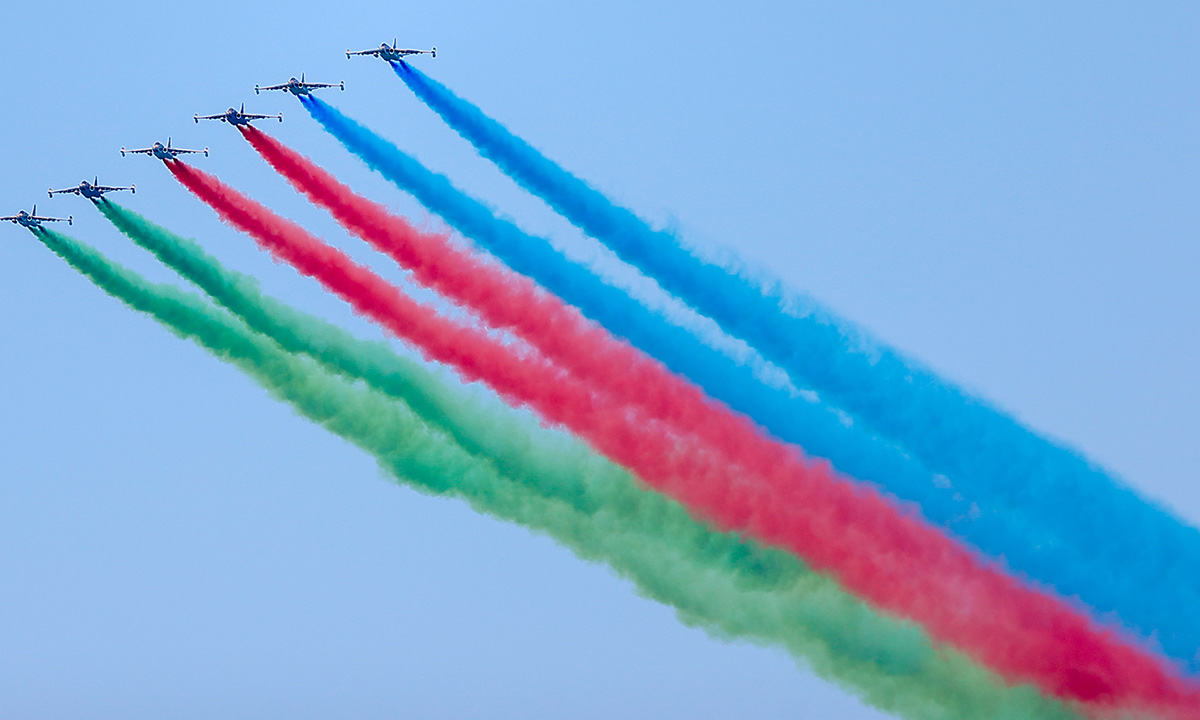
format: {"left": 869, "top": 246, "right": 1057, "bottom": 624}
{"left": 32, "top": 225, "right": 1085, "bottom": 720}
{"left": 391, "top": 61, "right": 1200, "bottom": 665}
{"left": 297, "top": 93, "right": 1196, "bottom": 677}
{"left": 164, "top": 159, "right": 1200, "bottom": 717}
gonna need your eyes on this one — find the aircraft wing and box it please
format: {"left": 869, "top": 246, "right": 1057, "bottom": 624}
{"left": 32, "top": 214, "right": 71, "bottom": 224}
{"left": 48, "top": 187, "right": 79, "bottom": 197}
{"left": 122, "top": 146, "right": 154, "bottom": 155}
{"left": 347, "top": 47, "right": 382, "bottom": 57}
{"left": 255, "top": 82, "right": 288, "bottom": 93}
{"left": 194, "top": 113, "right": 225, "bottom": 121}
{"left": 0, "top": 215, "right": 18, "bottom": 222}
{"left": 242, "top": 112, "right": 281, "bottom": 120}
{"left": 94, "top": 184, "right": 133, "bottom": 193}
{"left": 306, "top": 81, "right": 342, "bottom": 89}
{"left": 172, "top": 147, "right": 207, "bottom": 155}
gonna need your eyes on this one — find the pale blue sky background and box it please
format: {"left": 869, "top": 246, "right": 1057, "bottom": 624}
{"left": 1, "top": 2, "right": 1197, "bottom": 718}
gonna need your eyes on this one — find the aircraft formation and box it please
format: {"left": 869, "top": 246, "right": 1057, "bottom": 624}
{"left": 7, "top": 38, "right": 433, "bottom": 216}
{"left": 11, "top": 30, "right": 1200, "bottom": 720}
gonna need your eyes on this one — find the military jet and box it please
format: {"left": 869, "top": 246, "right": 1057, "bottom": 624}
{"left": 121, "top": 138, "right": 209, "bottom": 160}
{"left": 2, "top": 206, "right": 71, "bottom": 228}
{"left": 195, "top": 103, "right": 283, "bottom": 126}
{"left": 255, "top": 73, "right": 344, "bottom": 96}
{"left": 347, "top": 39, "right": 436, "bottom": 61}
{"left": 49, "top": 177, "right": 135, "bottom": 201}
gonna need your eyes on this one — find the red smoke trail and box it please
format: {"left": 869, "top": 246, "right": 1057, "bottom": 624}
{"left": 166, "top": 158, "right": 1200, "bottom": 719}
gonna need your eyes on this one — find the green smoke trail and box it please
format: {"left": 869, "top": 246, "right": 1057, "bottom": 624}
{"left": 36, "top": 223, "right": 1083, "bottom": 720}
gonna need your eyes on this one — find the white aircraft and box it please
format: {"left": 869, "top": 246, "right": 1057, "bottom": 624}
{"left": 255, "top": 73, "right": 344, "bottom": 96}
{"left": 49, "top": 177, "right": 135, "bottom": 201}
{"left": 2, "top": 206, "right": 71, "bottom": 228}
{"left": 195, "top": 103, "right": 283, "bottom": 126}
{"left": 347, "top": 39, "right": 435, "bottom": 62}
{"left": 121, "top": 138, "right": 208, "bottom": 160}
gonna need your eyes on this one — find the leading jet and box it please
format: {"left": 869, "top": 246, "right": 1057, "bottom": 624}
{"left": 255, "top": 73, "right": 344, "bottom": 96}
{"left": 121, "top": 138, "right": 209, "bottom": 160}
{"left": 347, "top": 39, "right": 436, "bottom": 61}
{"left": 2, "top": 206, "right": 71, "bottom": 228}
{"left": 49, "top": 177, "right": 136, "bottom": 201}
{"left": 195, "top": 103, "right": 283, "bottom": 126}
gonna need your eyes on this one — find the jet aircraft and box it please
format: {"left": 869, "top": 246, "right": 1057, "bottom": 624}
{"left": 347, "top": 39, "right": 436, "bottom": 61}
{"left": 195, "top": 103, "right": 283, "bottom": 126}
{"left": 121, "top": 139, "right": 209, "bottom": 160}
{"left": 2, "top": 206, "right": 71, "bottom": 228}
{"left": 255, "top": 73, "right": 344, "bottom": 96}
{"left": 49, "top": 178, "right": 135, "bottom": 201}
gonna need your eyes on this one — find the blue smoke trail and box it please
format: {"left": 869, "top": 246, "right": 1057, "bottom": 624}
{"left": 299, "top": 92, "right": 1198, "bottom": 668}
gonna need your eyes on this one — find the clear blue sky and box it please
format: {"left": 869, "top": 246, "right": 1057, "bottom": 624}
{"left": 1, "top": 2, "right": 1196, "bottom": 718}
